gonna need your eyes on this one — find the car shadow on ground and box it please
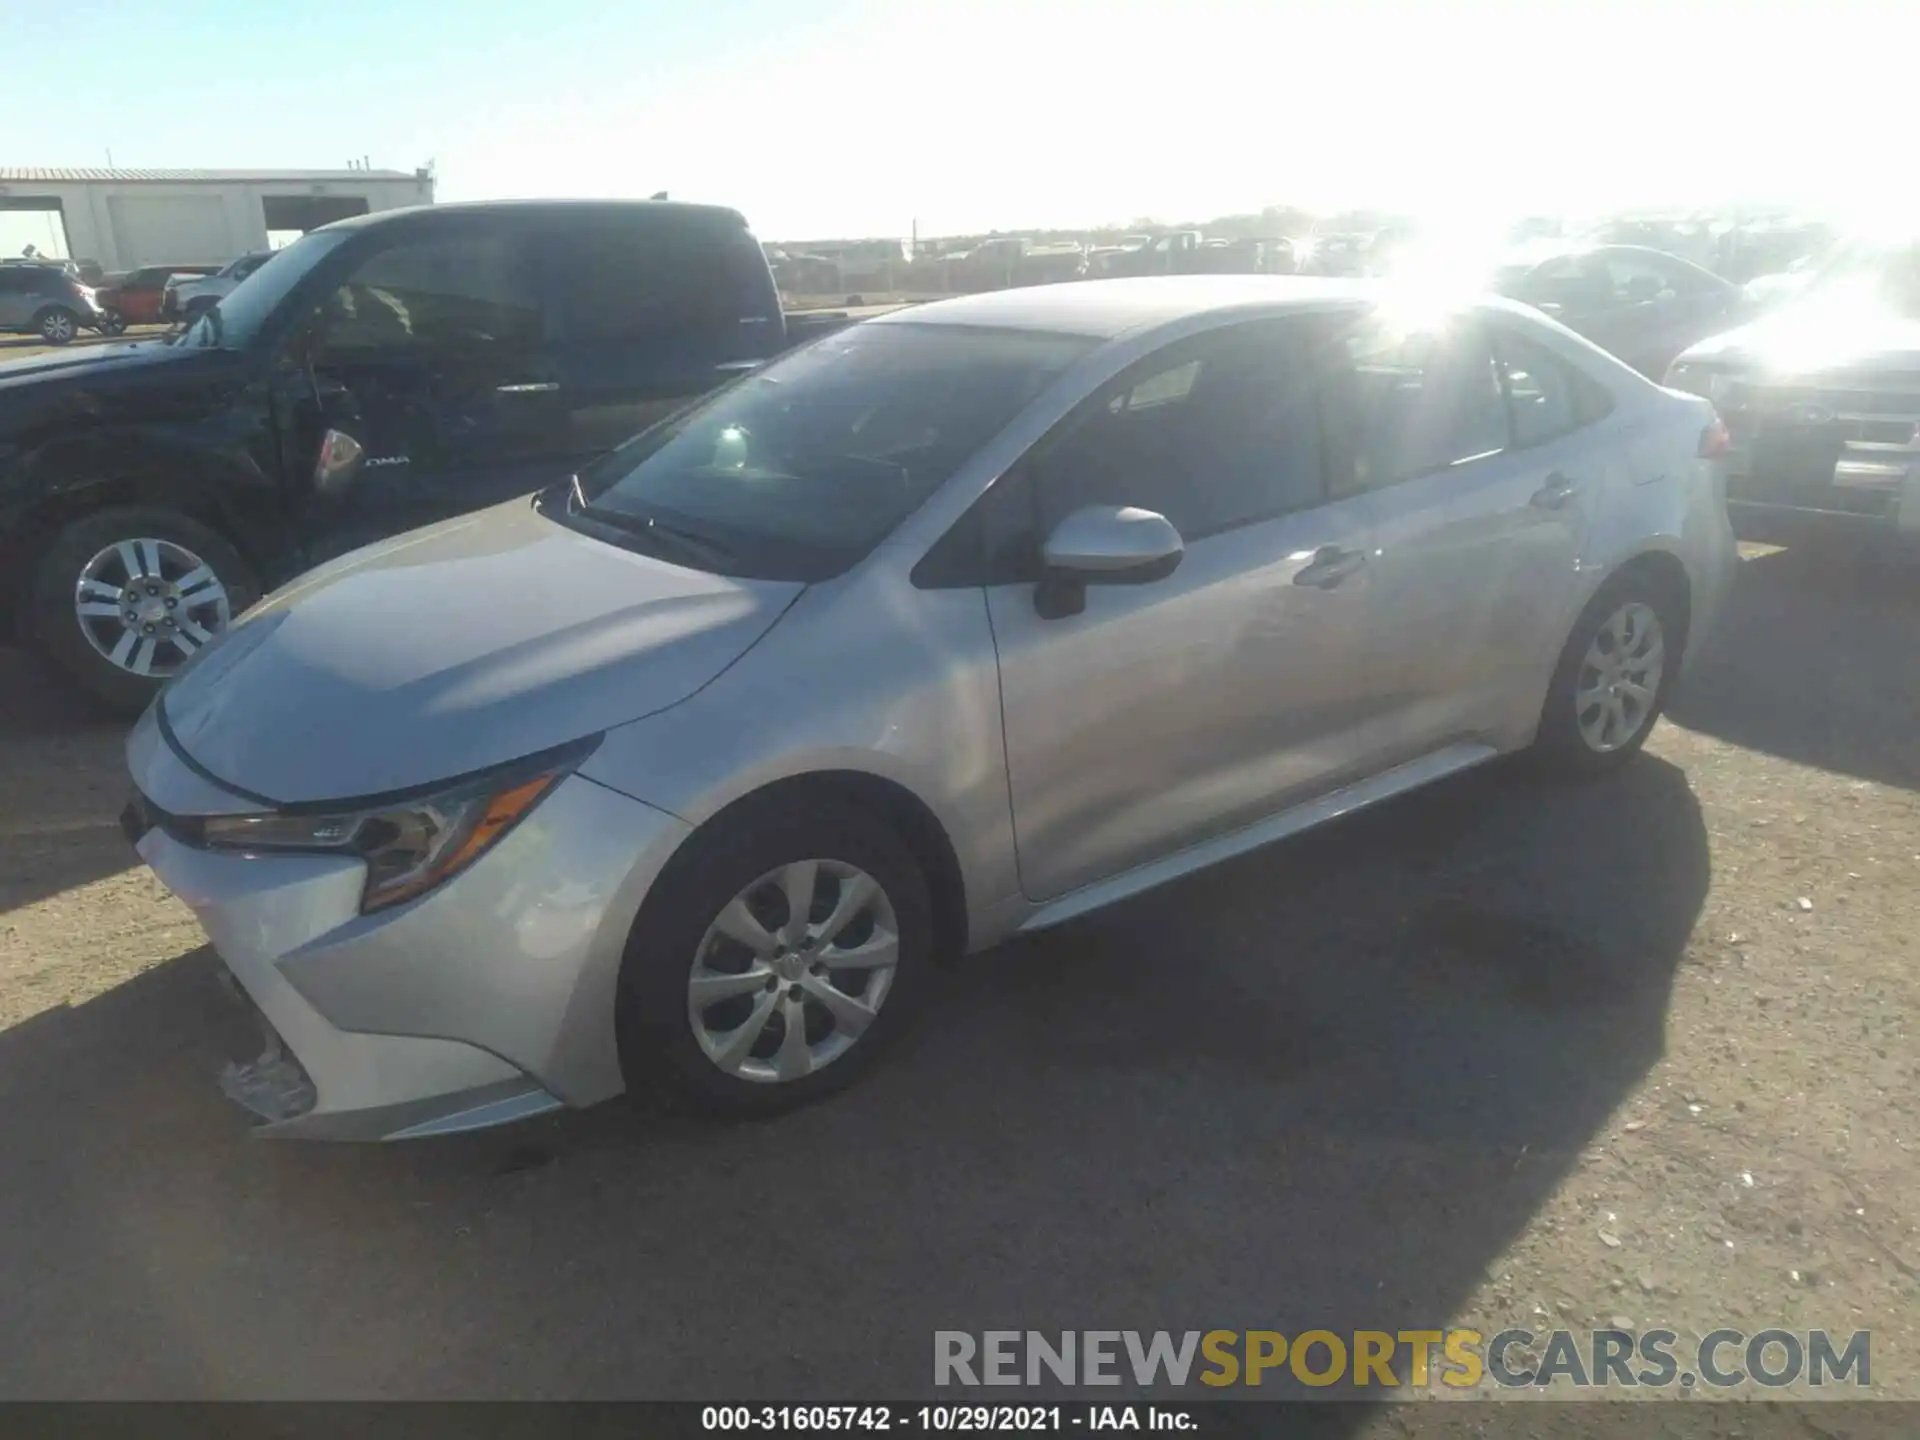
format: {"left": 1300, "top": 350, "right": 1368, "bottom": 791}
{"left": 0, "top": 753, "right": 1708, "bottom": 1408}
{"left": 0, "top": 647, "right": 138, "bottom": 909}
{"left": 1670, "top": 535, "right": 1920, "bottom": 792}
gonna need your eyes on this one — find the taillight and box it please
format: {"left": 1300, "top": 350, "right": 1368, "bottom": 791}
{"left": 1699, "top": 416, "right": 1732, "bottom": 459}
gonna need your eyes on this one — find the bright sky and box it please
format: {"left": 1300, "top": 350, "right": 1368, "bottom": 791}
{"left": 3, "top": 0, "right": 1910, "bottom": 241}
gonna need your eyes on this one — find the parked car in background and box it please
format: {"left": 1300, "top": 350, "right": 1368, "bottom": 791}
{"left": 1665, "top": 238, "right": 1920, "bottom": 548}
{"left": 120, "top": 276, "right": 1736, "bottom": 1140}
{"left": 0, "top": 264, "right": 108, "bottom": 344}
{"left": 163, "top": 251, "right": 278, "bottom": 320}
{"left": 1494, "top": 243, "right": 1747, "bottom": 377}
{"left": 0, "top": 200, "right": 865, "bottom": 711}
{"left": 94, "top": 264, "right": 221, "bottom": 330}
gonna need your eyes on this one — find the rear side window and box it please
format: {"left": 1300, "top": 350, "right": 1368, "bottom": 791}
{"left": 0, "top": 271, "right": 25, "bottom": 294}
{"left": 1322, "top": 319, "right": 1508, "bottom": 494}
{"left": 1493, "top": 329, "right": 1615, "bottom": 447}
{"left": 553, "top": 221, "right": 775, "bottom": 342}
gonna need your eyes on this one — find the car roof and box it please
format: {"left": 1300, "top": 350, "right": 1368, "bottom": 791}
{"left": 315, "top": 198, "right": 750, "bottom": 236}
{"left": 871, "top": 275, "right": 1385, "bottom": 339}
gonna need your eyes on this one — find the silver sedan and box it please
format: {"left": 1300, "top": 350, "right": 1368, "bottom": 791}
{"left": 124, "top": 277, "right": 1738, "bottom": 1139}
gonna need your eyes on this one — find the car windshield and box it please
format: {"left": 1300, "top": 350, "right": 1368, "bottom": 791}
{"left": 561, "top": 323, "right": 1093, "bottom": 581}
{"left": 175, "top": 230, "right": 353, "bottom": 349}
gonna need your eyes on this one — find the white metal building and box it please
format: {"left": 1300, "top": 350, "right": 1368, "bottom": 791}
{"left": 0, "top": 167, "right": 435, "bottom": 270}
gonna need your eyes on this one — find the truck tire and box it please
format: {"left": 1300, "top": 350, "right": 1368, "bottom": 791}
{"left": 30, "top": 506, "right": 261, "bottom": 715}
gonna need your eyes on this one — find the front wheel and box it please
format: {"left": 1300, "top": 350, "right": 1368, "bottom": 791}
{"left": 1530, "top": 572, "right": 1684, "bottom": 777}
{"left": 34, "top": 307, "right": 79, "bottom": 345}
{"left": 99, "top": 309, "right": 128, "bottom": 335}
{"left": 30, "top": 506, "right": 261, "bottom": 714}
{"left": 616, "top": 802, "right": 933, "bottom": 1116}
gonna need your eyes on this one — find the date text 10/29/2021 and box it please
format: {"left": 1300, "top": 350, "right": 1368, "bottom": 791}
{"left": 703, "top": 1407, "right": 1193, "bottom": 1431}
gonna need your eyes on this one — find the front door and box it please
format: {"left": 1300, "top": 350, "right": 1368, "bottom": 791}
{"left": 290, "top": 226, "right": 568, "bottom": 558}
{"left": 1324, "top": 317, "right": 1597, "bottom": 756}
{"left": 983, "top": 319, "right": 1383, "bottom": 903}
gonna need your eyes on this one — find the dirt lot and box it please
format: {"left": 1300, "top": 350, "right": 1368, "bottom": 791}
{"left": 0, "top": 536, "right": 1915, "bottom": 1410}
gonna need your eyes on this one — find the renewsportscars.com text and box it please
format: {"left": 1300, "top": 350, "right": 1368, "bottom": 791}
{"left": 934, "top": 1329, "right": 1871, "bottom": 1390}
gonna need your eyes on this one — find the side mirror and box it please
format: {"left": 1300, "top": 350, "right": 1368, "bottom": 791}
{"left": 313, "top": 428, "right": 365, "bottom": 497}
{"left": 1035, "top": 504, "right": 1184, "bottom": 618}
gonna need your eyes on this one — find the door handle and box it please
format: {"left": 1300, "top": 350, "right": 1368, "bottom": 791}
{"left": 496, "top": 381, "right": 560, "bottom": 394}
{"left": 1530, "top": 473, "right": 1580, "bottom": 509}
{"left": 1293, "top": 544, "right": 1367, "bottom": 589}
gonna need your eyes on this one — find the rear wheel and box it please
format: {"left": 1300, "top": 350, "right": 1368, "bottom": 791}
{"left": 30, "top": 506, "right": 261, "bottom": 714}
{"left": 1531, "top": 570, "right": 1684, "bottom": 777}
{"left": 616, "top": 802, "right": 932, "bottom": 1116}
{"left": 34, "top": 306, "right": 78, "bottom": 345}
{"left": 99, "top": 309, "right": 128, "bottom": 335}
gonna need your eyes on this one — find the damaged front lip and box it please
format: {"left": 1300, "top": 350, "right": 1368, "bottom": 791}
{"left": 212, "top": 965, "right": 318, "bottom": 1126}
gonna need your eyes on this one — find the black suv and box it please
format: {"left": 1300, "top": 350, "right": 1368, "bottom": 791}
{"left": 0, "top": 200, "right": 827, "bottom": 711}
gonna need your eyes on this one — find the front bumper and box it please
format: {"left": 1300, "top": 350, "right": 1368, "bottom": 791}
{"left": 126, "top": 714, "right": 692, "bottom": 1140}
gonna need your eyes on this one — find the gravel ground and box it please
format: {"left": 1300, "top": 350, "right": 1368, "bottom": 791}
{"left": 0, "top": 535, "right": 1914, "bottom": 1415}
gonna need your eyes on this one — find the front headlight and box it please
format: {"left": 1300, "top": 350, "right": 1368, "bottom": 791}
{"left": 201, "top": 737, "right": 598, "bottom": 913}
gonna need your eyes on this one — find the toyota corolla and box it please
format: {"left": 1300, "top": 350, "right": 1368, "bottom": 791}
{"left": 123, "top": 277, "right": 1737, "bottom": 1140}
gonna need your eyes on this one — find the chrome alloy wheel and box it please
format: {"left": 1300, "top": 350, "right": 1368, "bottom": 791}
{"left": 74, "top": 538, "right": 231, "bottom": 679}
{"left": 40, "top": 310, "right": 75, "bottom": 343}
{"left": 1575, "top": 601, "right": 1665, "bottom": 753}
{"left": 687, "top": 860, "right": 900, "bottom": 1083}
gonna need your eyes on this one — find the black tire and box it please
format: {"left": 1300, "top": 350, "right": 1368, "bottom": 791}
{"left": 616, "top": 799, "right": 933, "bottom": 1117}
{"left": 29, "top": 505, "right": 261, "bottom": 715}
{"left": 34, "top": 306, "right": 79, "bottom": 345}
{"left": 1530, "top": 567, "right": 1686, "bottom": 778}
{"left": 100, "top": 310, "right": 128, "bottom": 335}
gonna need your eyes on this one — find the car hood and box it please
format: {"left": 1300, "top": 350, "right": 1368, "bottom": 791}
{"left": 156, "top": 499, "right": 803, "bottom": 805}
{"left": 1679, "top": 298, "right": 1920, "bottom": 375}
{"left": 0, "top": 338, "right": 192, "bottom": 388}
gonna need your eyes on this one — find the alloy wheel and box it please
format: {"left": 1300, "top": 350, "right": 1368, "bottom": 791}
{"left": 74, "top": 538, "right": 231, "bottom": 679}
{"left": 41, "top": 311, "right": 75, "bottom": 343}
{"left": 687, "top": 859, "right": 900, "bottom": 1083}
{"left": 1574, "top": 601, "right": 1665, "bottom": 753}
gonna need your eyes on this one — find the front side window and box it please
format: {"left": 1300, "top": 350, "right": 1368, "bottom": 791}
{"left": 1029, "top": 320, "right": 1328, "bottom": 540}
{"left": 564, "top": 322, "right": 1092, "bottom": 581}
{"left": 176, "top": 228, "right": 355, "bottom": 350}
{"left": 1323, "top": 318, "right": 1507, "bottom": 494}
{"left": 315, "top": 233, "right": 538, "bottom": 355}
{"left": 314, "top": 235, "right": 537, "bottom": 359}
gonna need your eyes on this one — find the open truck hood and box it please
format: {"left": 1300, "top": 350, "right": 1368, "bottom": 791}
{"left": 154, "top": 499, "right": 801, "bottom": 805}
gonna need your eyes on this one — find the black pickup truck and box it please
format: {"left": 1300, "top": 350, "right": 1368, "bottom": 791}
{"left": 0, "top": 200, "right": 855, "bottom": 710}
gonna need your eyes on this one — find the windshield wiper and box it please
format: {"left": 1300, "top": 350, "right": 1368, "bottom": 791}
{"left": 568, "top": 488, "right": 737, "bottom": 569}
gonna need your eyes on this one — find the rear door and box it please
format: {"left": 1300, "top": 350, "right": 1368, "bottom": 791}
{"left": 541, "top": 214, "right": 783, "bottom": 466}
{"left": 1331, "top": 317, "right": 1605, "bottom": 755}
{"left": 296, "top": 221, "right": 569, "bottom": 552}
